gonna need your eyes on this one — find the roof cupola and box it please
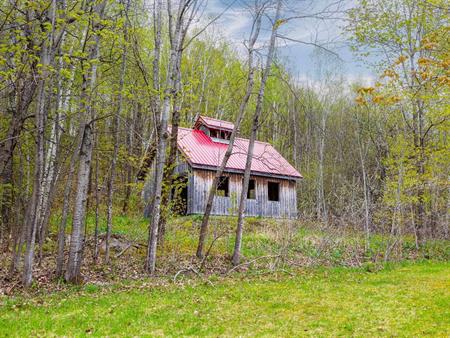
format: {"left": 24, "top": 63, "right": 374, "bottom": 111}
{"left": 193, "top": 115, "right": 235, "bottom": 144}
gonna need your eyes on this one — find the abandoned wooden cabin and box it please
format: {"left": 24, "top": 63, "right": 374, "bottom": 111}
{"left": 143, "top": 115, "right": 302, "bottom": 219}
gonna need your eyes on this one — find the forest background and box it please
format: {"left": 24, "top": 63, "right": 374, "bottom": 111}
{"left": 0, "top": 0, "right": 448, "bottom": 288}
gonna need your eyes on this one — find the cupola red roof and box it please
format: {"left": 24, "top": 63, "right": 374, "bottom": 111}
{"left": 194, "top": 115, "right": 235, "bottom": 132}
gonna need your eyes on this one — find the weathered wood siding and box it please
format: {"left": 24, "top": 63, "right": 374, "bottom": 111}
{"left": 143, "top": 161, "right": 298, "bottom": 218}
{"left": 189, "top": 168, "right": 298, "bottom": 218}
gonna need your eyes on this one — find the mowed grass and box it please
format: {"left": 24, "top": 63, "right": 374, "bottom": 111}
{"left": 1, "top": 262, "right": 449, "bottom": 337}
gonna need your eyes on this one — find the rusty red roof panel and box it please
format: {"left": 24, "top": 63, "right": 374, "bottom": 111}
{"left": 175, "top": 127, "right": 302, "bottom": 179}
{"left": 197, "top": 115, "right": 235, "bottom": 131}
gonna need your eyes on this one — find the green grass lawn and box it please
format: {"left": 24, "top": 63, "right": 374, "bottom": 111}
{"left": 1, "top": 262, "right": 449, "bottom": 337}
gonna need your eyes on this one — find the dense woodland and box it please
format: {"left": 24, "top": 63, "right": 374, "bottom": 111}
{"left": 0, "top": 0, "right": 448, "bottom": 287}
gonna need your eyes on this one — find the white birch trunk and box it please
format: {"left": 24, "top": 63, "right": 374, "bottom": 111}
{"left": 232, "top": 0, "right": 282, "bottom": 266}
{"left": 65, "top": 0, "right": 106, "bottom": 283}
{"left": 196, "top": 7, "right": 263, "bottom": 258}
{"left": 105, "top": 0, "right": 130, "bottom": 263}
{"left": 146, "top": 0, "right": 186, "bottom": 274}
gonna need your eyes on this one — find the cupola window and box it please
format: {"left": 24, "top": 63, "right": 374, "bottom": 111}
{"left": 193, "top": 115, "right": 234, "bottom": 144}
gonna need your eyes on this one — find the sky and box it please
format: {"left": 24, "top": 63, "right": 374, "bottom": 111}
{"left": 200, "top": 0, "right": 376, "bottom": 86}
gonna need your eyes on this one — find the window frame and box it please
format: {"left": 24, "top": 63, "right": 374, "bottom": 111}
{"left": 216, "top": 176, "right": 230, "bottom": 197}
{"left": 246, "top": 179, "right": 256, "bottom": 200}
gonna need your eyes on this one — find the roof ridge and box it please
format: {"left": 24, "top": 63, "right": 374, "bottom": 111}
{"left": 235, "top": 136, "right": 272, "bottom": 146}
{"left": 178, "top": 127, "right": 271, "bottom": 146}
{"left": 200, "top": 115, "right": 234, "bottom": 124}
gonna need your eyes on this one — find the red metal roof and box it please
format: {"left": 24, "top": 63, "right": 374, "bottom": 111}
{"left": 196, "top": 115, "right": 235, "bottom": 131}
{"left": 174, "top": 126, "right": 302, "bottom": 179}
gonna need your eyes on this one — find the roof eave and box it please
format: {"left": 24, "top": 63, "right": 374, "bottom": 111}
{"left": 190, "top": 163, "right": 303, "bottom": 181}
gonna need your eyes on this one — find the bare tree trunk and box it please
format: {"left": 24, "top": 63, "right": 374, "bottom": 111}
{"left": 122, "top": 99, "right": 140, "bottom": 214}
{"left": 158, "top": 55, "right": 182, "bottom": 246}
{"left": 317, "top": 108, "right": 327, "bottom": 223}
{"left": 37, "top": 28, "right": 67, "bottom": 265}
{"left": 65, "top": 0, "right": 106, "bottom": 283}
{"left": 55, "top": 37, "right": 80, "bottom": 278}
{"left": 66, "top": 124, "right": 94, "bottom": 283}
{"left": 196, "top": 7, "right": 263, "bottom": 258}
{"left": 386, "top": 158, "right": 404, "bottom": 262}
{"left": 105, "top": 0, "right": 130, "bottom": 263}
{"left": 291, "top": 97, "right": 300, "bottom": 168}
{"left": 93, "top": 136, "right": 100, "bottom": 263}
{"left": 152, "top": 0, "right": 162, "bottom": 124}
{"left": 357, "top": 130, "right": 370, "bottom": 251}
{"left": 55, "top": 148, "right": 77, "bottom": 277}
{"left": 21, "top": 0, "right": 66, "bottom": 284}
{"left": 8, "top": 142, "right": 27, "bottom": 275}
{"left": 158, "top": 0, "right": 201, "bottom": 246}
{"left": 146, "top": 0, "right": 194, "bottom": 274}
{"left": 0, "top": 6, "right": 39, "bottom": 252}
{"left": 140, "top": 0, "right": 163, "bottom": 230}
{"left": 232, "top": 0, "right": 282, "bottom": 266}
{"left": 22, "top": 40, "right": 50, "bottom": 287}
{"left": 444, "top": 176, "right": 450, "bottom": 239}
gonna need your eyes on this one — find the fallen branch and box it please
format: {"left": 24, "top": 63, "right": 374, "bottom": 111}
{"left": 173, "top": 266, "right": 200, "bottom": 283}
{"left": 4, "top": 281, "right": 20, "bottom": 295}
{"left": 199, "top": 228, "right": 229, "bottom": 271}
{"left": 226, "top": 254, "right": 281, "bottom": 275}
{"left": 115, "top": 244, "right": 132, "bottom": 258}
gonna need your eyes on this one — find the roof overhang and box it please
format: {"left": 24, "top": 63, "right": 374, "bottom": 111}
{"left": 190, "top": 163, "right": 303, "bottom": 181}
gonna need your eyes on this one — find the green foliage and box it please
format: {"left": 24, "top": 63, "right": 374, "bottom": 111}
{"left": 349, "top": 0, "right": 449, "bottom": 235}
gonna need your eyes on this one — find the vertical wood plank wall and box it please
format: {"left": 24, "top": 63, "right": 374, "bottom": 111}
{"left": 188, "top": 168, "right": 298, "bottom": 218}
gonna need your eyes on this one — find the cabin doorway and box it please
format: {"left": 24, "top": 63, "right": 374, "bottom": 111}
{"left": 171, "top": 174, "right": 188, "bottom": 215}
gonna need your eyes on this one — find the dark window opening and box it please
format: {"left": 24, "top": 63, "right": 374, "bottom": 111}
{"left": 217, "top": 176, "right": 229, "bottom": 197}
{"left": 210, "top": 129, "right": 218, "bottom": 138}
{"left": 209, "top": 128, "right": 231, "bottom": 140}
{"left": 268, "top": 181, "right": 280, "bottom": 201}
{"left": 220, "top": 130, "right": 230, "bottom": 140}
{"left": 247, "top": 179, "right": 256, "bottom": 199}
